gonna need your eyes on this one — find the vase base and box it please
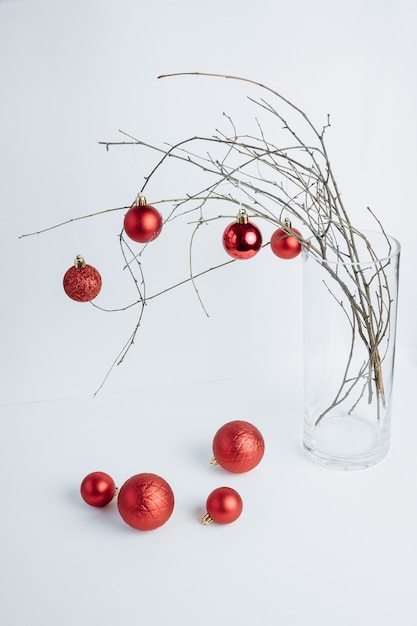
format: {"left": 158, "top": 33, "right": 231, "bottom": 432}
{"left": 303, "top": 414, "right": 390, "bottom": 470}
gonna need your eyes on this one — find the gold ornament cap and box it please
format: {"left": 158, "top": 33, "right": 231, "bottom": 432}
{"left": 237, "top": 209, "right": 249, "bottom": 224}
{"left": 74, "top": 255, "right": 86, "bottom": 268}
{"left": 135, "top": 194, "right": 147, "bottom": 207}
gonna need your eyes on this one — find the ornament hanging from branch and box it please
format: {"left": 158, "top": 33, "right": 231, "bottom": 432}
{"left": 270, "top": 218, "right": 302, "bottom": 260}
{"left": 63, "top": 255, "right": 102, "bottom": 302}
{"left": 124, "top": 194, "right": 163, "bottom": 243}
{"left": 222, "top": 209, "right": 263, "bottom": 259}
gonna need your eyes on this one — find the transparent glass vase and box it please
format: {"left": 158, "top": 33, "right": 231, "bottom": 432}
{"left": 302, "top": 230, "right": 400, "bottom": 470}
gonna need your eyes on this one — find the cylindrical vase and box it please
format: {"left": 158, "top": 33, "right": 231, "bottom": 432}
{"left": 302, "top": 230, "right": 400, "bottom": 470}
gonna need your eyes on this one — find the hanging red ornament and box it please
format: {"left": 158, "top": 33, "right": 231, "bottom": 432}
{"left": 211, "top": 420, "right": 265, "bottom": 473}
{"left": 123, "top": 195, "right": 163, "bottom": 243}
{"left": 117, "top": 473, "right": 174, "bottom": 531}
{"left": 80, "top": 471, "right": 116, "bottom": 507}
{"left": 222, "top": 209, "right": 262, "bottom": 259}
{"left": 202, "top": 486, "right": 243, "bottom": 525}
{"left": 270, "top": 218, "right": 302, "bottom": 259}
{"left": 63, "top": 255, "right": 102, "bottom": 302}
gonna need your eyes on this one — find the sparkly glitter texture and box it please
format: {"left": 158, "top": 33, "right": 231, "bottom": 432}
{"left": 212, "top": 420, "right": 265, "bottom": 473}
{"left": 117, "top": 473, "right": 174, "bottom": 531}
{"left": 63, "top": 264, "right": 102, "bottom": 302}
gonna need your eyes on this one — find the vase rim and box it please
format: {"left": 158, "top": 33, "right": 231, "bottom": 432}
{"left": 303, "top": 229, "right": 400, "bottom": 267}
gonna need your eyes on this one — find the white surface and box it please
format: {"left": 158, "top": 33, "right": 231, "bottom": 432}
{"left": 1, "top": 1, "right": 417, "bottom": 624}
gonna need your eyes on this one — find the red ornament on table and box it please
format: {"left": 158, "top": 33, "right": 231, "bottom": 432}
{"left": 80, "top": 471, "right": 116, "bottom": 507}
{"left": 222, "top": 209, "right": 262, "bottom": 259}
{"left": 202, "top": 486, "right": 243, "bottom": 525}
{"left": 270, "top": 217, "right": 302, "bottom": 259}
{"left": 124, "top": 194, "right": 163, "bottom": 243}
{"left": 63, "top": 255, "right": 102, "bottom": 302}
{"left": 117, "top": 473, "right": 174, "bottom": 531}
{"left": 211, "top": 420, "right": 265, "bottom": 473}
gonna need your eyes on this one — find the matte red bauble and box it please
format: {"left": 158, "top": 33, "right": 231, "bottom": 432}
{"left": 202, "top": 486, "right": 243, "bottom": 525}
{"left": 117, "top": 473, "right": 174, "bottom": 531}
{"left": 270, "top": 218, "right": 302, "bottom": 260}
{"left": 222, "top": 210, "right": 262, "bottom": 259}
{"left": 211, "top": 420, "right": 265, "bottom": 473}
{"left": 124, "top": 195, "right": 163, "bottom": 243}
{"left": 63, "top": 255, "right": 102, "bottom": 302}
{"left": 80, "top": 471, "right": 116, "bottom": 507}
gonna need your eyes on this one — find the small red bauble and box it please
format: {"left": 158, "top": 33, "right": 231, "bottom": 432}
{"left": 222, "top": 210, "right": 262, "bottom": 260}
{"left": 80, "top": 471, "right": 116, "bottom": 507}
{"left": 211, "top": 420, "right": 265, "bottom": 473}
{"left": 124, "top": 195, "right": 163, "bottom": 243}
{"left": 202, "top": 487, "right": 243, "bottom": 525}
{"left": 63, "top": 255, "right": 102, "bottom": 302}
{"left": 117, "top": 473, "right": 174, "bottom": 531}
{"left": 270, "top": 218, "right": 302, "bottom": 260}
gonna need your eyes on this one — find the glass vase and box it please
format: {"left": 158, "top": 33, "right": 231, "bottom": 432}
{"left": 302, "top": 230, "right": 400, "bottom": 470}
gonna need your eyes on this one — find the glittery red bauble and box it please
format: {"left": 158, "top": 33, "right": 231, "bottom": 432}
{"left": 212, "top": 420, "right": 265, "bottom": 473}
{"left": 117, "top": 473, "right": 174, "bottom": 531}
{"left": 270, "top": 226, "right": 302, "bottom": 259}
{"left": 124, "top": 205, "right": 163, "bottom": 243}
{"left": 222, "top": 220, "right": 262, "bottom": 259}
{"left": 63, "top": 259, "right": 102, "bottom": 302}
{"left": 80, "top": 471, "right": 116, "bottom": 507}
{"left": 206, "top": 487, "right": 243, "bottom": 524}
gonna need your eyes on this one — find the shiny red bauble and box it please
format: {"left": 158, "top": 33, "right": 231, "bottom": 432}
{"left": 124, "top": 195, "right": 163, "bottom": 243}
{"left": 270, "top": 222, "right": 302, "bottom": 259}
{"left": 204, "top": 487, "right": 243, "bottom": 524}
{"left": 80, "top": 471, "right": 116, "bottom": 507}
{"left": 63, "top": 255, "right": 102, "bottom": 302}
{"left": 222, "top": 211, "right": 262, "bottom": 260}
{"left": 212, "top": 420, "right": 265, "bottom": 473}
{"left": 117, "top": 473, "right": 174, "bottom": 531}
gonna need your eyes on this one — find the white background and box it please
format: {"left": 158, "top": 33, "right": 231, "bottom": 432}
{"left": 1, "top": 1, "right": 417, "bottom": 624}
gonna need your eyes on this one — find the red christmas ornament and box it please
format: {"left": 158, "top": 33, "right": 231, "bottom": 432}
{"left": 222, "top": 210, "right": 262, "bottom": 259}
{"left": 202, "top": 487, "right": 243, "bottom": 525}
{"left": 211, "top": 420, "right": 265, "bottom": 473}
{"left": 80, "top": 471, "right": 116, "bottom": 507}
{"left": 117, "top": 473, "right": 174, "bottom": 531}
{"left": 124, "top": 195, "right": 163, "bottom": 243}
{"left": 270, "top": 218, "right": 302, "bottom": 259}
{"left": 63, "top": 255, "right": 102, "bottom": 302}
